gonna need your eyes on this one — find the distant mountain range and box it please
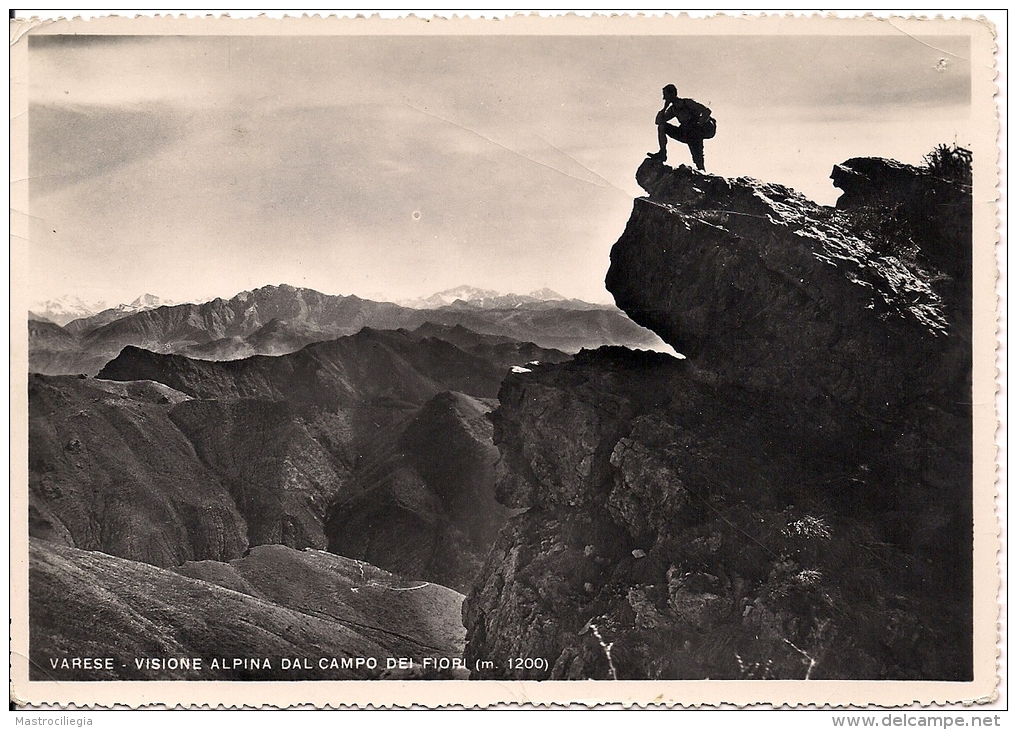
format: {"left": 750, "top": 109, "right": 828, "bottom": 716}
{"left": 28, "top": 284, "right": 664, "bottom": 376}
{"left": 30, "top": 293, "right": 176, "bottom": 327}
{"left": 32, "top": 285, "right": 604, "bottom": 326}
{"left": 398, "top": 285, "right": 606, "bottom": 311}
{"left": 29, "top": 295, "right": 105, "bottom": 326}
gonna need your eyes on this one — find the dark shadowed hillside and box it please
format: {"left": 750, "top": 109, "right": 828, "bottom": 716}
{"left": 32, "top": 324, "right": 548, "bottom": 591}
{"left": 98, "top": 328, "right": 511, "bottom": 406}
{"left": 28, "top": 320, "right": 110, "bottom": 376}
{"left": 406, "top": 323, "right": 572, "bottom": 371}
{"left": 28, "top": 374, "right": 248, "bottom": 567}
{"left": 327, "top": 390, "right": 512, "bottom": 592}
{"left": 168, "top": 399, "right": 351, "bottom": 551}
{"left": 464, "top": 155, "right": 973, "bottom": 681}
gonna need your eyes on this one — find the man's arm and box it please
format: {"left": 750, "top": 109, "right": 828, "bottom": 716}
{"left": 655, "top": 102, "right": 675, "bottom": 125}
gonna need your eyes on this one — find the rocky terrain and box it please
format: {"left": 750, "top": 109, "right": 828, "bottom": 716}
{"left": 463, "top": 154, "right": 973, "bottom": 680}
{"left": 29, "top": 323, "right": 539, "bottom": 679}
{"left": 32, "top": 326, "right": 538, "bottom": 588}
{"left": 27, "top": 149, "right": 972, "bottom": 683}
{"left": 31, "top": 540, "right": 466, "bottom": 680}
{"left": 28, "top": 284, "right": 662, "bottom": 375}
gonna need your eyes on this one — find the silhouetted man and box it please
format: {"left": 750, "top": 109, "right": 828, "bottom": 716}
{"left": 648, "top": 84, "right": 716, "bottom": 171}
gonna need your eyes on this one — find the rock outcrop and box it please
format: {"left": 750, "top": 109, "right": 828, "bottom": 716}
{"left": 831, "top": 154, "right": 972, "bottom": 284}
{"left": 464, "top": 158, "right": 973, "bottom": 680}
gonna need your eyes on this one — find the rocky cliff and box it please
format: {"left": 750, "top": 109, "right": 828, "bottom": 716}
{"left": 464, "top": 157, "right": 973, "bottom": 680}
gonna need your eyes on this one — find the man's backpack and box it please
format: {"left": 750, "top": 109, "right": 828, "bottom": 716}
{"left": 700, "top": 114, "right": 717, "bottom": 140}
{"left": 691, "top": 100, "right": 717, "bottom": 139}
{"left": 680, "top": 97, "right": 717, "bottom": 139}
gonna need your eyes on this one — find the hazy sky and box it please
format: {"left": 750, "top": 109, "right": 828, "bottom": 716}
{"left": 27, "top": 30, "right": 973, "bottom": 305}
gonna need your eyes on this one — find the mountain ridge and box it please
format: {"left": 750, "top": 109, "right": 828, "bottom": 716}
{"left": 31, "top": 540, "right": 466, "bottom": 680}
{"left": 30, "top": 284, "right": 664, "bottom": 376}
{"left": 35, "top": 324, "right": 541, "bottom": 589}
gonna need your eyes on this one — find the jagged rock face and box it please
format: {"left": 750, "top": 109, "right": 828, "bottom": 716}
{"left": 467, "top": 351, "right": 970, "bottom": 680}
{"left": 465, "top": 159, "right": 972, "bottom": 680}
{"left": 607, "top": 160, "right": 965, "bottom": 438}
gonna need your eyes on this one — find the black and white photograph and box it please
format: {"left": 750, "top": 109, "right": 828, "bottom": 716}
{"left": 10, "top": 12, "right": 1001, "bottom": 707}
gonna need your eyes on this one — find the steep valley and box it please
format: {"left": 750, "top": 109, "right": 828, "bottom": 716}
{"left": 29, "top": 325, "right": 551, "bottom": 678}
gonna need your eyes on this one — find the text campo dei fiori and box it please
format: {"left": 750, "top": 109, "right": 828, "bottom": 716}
{"left": 46, "top": 655, "right": 549, "bottom": 674}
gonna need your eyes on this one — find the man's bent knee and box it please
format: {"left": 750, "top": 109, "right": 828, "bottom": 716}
{"left": 658, "top": 122, "right": 682, "bottom": 141}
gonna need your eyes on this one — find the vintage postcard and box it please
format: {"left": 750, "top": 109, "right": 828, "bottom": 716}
{"left": 9, "top": 12, "right": 1001, "bottom": 708}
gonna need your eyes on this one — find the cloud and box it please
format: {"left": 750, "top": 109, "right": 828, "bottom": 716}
{"left": 30, "top": 103, "right": 187, "bottom": 196}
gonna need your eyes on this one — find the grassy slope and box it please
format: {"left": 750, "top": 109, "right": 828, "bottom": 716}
{"left": 31, "top": 540, "right": 466, "bottom": 681}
